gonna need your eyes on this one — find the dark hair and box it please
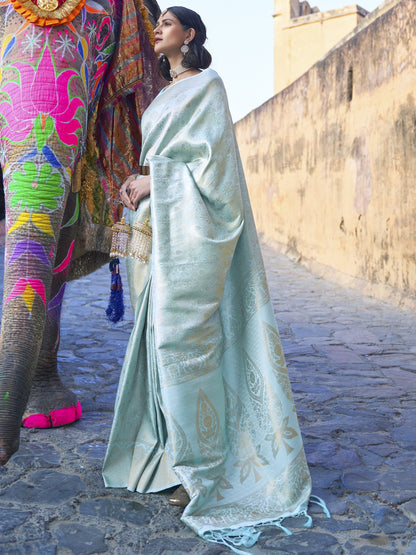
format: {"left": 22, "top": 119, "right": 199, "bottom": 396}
{"left": 158, "top": 6, "right": 212, "bottom": 81}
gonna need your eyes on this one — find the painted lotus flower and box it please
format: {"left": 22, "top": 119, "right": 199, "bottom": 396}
{"left": 9, "top": 162, "right": 64, "bottom": 211}
{"left": 0, "top": 43, "right": 85, "bottom": 147}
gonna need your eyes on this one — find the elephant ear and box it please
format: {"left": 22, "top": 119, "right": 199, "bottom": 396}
{"left": 95, "top": 0, "right": 166, "bottom": 225}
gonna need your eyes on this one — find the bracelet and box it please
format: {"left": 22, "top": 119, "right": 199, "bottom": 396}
{"left": 137, "top": 165, "right": 150, "bottom": 176}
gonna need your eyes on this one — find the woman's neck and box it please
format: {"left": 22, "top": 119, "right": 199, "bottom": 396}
{"left": 167, "top": 54, "right": 184, "bottom": 70}
{"left": 167, "top": 56, "right": 200, "bottom": 85}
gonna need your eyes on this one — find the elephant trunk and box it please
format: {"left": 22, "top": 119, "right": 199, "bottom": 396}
{"left": 0, "top": 302, "right": 45, "bottom": 464}
{"left": 0, "top": 161, "right": 70, "bottom": 464}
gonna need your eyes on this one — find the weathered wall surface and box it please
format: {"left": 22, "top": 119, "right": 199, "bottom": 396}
{"left": 274, "top": 0, "right": 367, "bottom": 93}
{"left": 236, "top": 0, "right": 416, "bottom": 305}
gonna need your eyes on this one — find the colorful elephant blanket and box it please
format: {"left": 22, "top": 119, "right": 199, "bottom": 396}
{"left": 70, "top": 0, "right": 165, "bottom": 272}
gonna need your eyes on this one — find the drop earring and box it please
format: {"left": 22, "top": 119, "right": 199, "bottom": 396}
{"left": 180, "top": 40, "right": 189, "bottom": 54}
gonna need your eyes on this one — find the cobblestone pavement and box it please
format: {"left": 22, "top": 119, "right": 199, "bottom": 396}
{"left": 0, "top": 241, "right": 415, "bottom": 554}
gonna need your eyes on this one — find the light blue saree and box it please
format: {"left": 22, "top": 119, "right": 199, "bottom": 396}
{"left": 102, "top": 69, "right": 327, "bottom": 552}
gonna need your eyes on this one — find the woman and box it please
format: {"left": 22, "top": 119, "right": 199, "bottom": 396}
{"left": 103, "top": 6, "right": 328, "bottom": 552}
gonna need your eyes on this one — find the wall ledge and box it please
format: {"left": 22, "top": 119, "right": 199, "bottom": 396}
{"left": 283, "top": 4, "right": 368, "bottom": 29}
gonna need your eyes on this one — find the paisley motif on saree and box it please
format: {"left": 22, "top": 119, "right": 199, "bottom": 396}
{"left": 103, "top": 69, "right": 328, "bottom": 552}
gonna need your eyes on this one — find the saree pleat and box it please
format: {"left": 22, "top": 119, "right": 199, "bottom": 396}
{"left": 103, "top": 211, "right": 178, "bottom": 492}
{"left": 103, "top": 69, "right": 326, "bottom": 550}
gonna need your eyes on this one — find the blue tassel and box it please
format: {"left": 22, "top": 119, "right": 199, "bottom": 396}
{"left": 106, "top": 258, "right": 125, "bottom": 323}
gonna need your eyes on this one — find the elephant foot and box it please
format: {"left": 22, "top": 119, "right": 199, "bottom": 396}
{"left": 22, "top": 401, "right": 82, "bottom": 429}
{"left": 23, "top": 377, "right": 81, "bottom": 429}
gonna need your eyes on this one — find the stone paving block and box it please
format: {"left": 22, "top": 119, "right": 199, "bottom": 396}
{"left": 378, "top": 491, "right": 416, "bottom": 505}
{"left": 319, "top": 346, "right": 364, "bottom": 363}
{"left": 314, "top": 515, "right": 368, "bottom": 532}
{"left": 309, "top": 468, "right": 341, "bottom": 488}
{"left": 385, "top": 452, "right": 416, "bottom": 470}
{"left": 263, "top": 529, "right": 341, "bottom": 553}
{"left": 79, "top": 497, "right": 152, "bottom": 525}
{"left": 381, "top": 368, "right": 416, "bottom": 391}
{"left": 367, "top": 443, "right": 399, "bottom": 457}
{"left": 378, "top": 471, "right": 416, "bottom": 492}
{"left": 0, "top": 543, "right": 57, "bottom": 555}
{"left": 290, "top": 323, "right": 333, "bottom": 338}
{"left": 306, "top": 441, "right": 361, "bottom": 470}
{"left": 391, "top": 424, "right": 416, "bottom": 447}
{"left": 345, "top": 493, "right": 381, "bottom": 516}
{"left": 373, "top": 507, "right": 412, "bottom": 535}
{"left": 339, "top": 386, "right": 407, "bottom": 399}
{"left": 344, "top": 544, "right": 396, "bottom": 555}
{"left": 355, "top": 448, "right": 386, "bottom": 468}
{"left": 401, "top": 499, "right": 416, "bottom": 523}
{"left": 77, "top": 442, "right": 108, "bottom": 463}
{"left": 303, "top": 415, "right": 385, "bottom": 437}
{"left": 0, "top": 469, "right": 86, "bottom": 505}
{"left": 53, "top": 523, "right": 107, "bottom": 554}
{"left": 28, "top": 544, "right": 57, "bottom": 555}
{"left": 0, "top": 508, "right": 31, "bottom": 536}
{"left": 333, "top": 328, "right": 380, "bottom": 344}
{"left": 311, "top": 490, "right": 348, "bottom": 516}
{"left": 139, "top": 536, "right": 223, "bottom": 554}
{"left": 407, "top": 536, "right": 416, "bottom": 554}
{"left": 0, "top": 466, "right": 25, "bottom": 488}
{"left": 9, "top": 442, "right": 62, "bottom": 469}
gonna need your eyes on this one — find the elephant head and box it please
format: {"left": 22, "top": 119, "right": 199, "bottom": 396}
{"left": 0, "top": 0, "right": 164, "bottom": 465}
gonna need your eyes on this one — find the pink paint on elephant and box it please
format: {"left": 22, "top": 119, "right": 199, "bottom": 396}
{"left": 0, "top": 43, "right": 85, "bottom": 146}
{"left": 53, "top": 239, "right": 74, "bottom": 274}
{"left": 6, "top": 277, "right": 46, "bottom": 308}
{"left": 22, "top": 401, "right": 82, "bottom": 428}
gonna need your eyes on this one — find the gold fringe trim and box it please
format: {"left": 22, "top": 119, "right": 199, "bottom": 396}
{"left": 75, "top": 104, "right": 100, "bottom": 200}
{"left": 11, "top": 0, "right": 86, "bottom": 26}
{"left": 137, "top": 0, "right": 156, "bottom": 47}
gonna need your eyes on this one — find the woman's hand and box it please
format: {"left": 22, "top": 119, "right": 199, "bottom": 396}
{"left": 129, "top": 175, "right": 151, "bottom": 210}
{"left": 119, "top": 174, "right": 151, "bottom": 211}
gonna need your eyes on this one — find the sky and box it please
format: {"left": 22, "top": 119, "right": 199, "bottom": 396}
{"left": 166, "top": 0, "right": 383, "bottom": 121}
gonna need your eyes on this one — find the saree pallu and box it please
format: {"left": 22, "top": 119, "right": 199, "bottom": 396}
{"left": 103, "top": 69, "right": 326, "bottom": 552}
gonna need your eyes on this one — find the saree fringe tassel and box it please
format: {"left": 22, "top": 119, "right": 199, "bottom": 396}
{"left": 203, "top": 498, "right": 331, "bottom": 554}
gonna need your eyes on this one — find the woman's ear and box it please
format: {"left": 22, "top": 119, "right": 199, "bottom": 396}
{"left": 187, "top": 28, "right": 196, "bottom": 43}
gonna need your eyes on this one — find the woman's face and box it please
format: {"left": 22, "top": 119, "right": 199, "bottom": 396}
{"left": 154, "top": 11, "right": 188, "bottom": 57}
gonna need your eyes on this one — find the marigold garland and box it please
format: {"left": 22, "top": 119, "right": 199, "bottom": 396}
{"left": 10, "top": 0, "right": 86, "bottom": 26}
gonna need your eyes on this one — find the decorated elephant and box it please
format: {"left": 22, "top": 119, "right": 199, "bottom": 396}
{"left": 0, "top": 0, "right": 165, "bottom": 465}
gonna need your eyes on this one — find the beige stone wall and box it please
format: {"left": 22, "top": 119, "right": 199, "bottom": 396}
{"left": 236, "top": 0, "right": 416, "bottom": 304}
{"left": 274, "top": 0, "right": 367, "bottom": 93}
